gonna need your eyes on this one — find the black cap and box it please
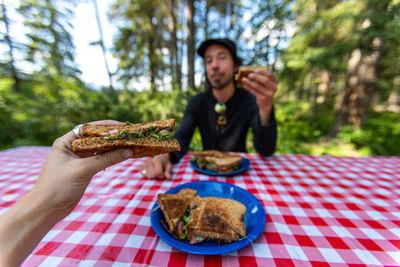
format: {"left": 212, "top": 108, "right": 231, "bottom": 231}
{"left": 197, "top": 38, "right": 242, "bottom": 66}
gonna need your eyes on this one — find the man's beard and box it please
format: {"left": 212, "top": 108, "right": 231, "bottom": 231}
{"left": 208, "top": 73, "right": 234, "bottom": 90}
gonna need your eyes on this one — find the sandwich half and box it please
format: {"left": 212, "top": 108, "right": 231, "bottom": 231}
{"left": 204, "top": 156, "right": 242, "bottom": 173}
{"left": 157, "top": 188, "right": 197, "bottom": 237}
{"left": 192, "top": 150, "right": 242, "bottom": 173}
{"left": 186, "top": 196, "right": 247, "bottom": 244}
{"left": 72, "top": 119, "right": 180, "bottom": 157}
{"left": 235, "top": 66, "right": 270, "bottom": 86}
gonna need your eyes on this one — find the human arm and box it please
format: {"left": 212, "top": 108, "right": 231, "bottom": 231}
{"left": 241, "top": 68, "right": 278, "bottom": 126}
{"left": 0, "top": 121, "right": 133, "bottom": 267}
{"left": 251, "top": 107, "right": 277, "bottom": 157}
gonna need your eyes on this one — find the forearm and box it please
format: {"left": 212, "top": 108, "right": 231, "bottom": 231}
{"left": 258, "top": 105, "right": 273, "bottom": 126}
{"left": 253, "top": 108, "right": 277, "bottom": 156}
{"left": 0, "top": 188, "right": 63, "bottom": 267}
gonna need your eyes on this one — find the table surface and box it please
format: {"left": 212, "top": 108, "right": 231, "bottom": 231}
{"left": 0, "top": 146, "right": 399, "bottom": 267}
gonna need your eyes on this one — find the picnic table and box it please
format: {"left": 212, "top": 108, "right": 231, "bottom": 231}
{"left": 0, "top": 146, "right": 399, "bottom": 266}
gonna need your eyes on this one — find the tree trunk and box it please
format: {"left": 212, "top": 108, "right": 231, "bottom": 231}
{"left": 297, "top": 75, "right": 305, "bottom": 100}
{"left": 1, "top": 0, "right": 22, "bottom": 93}
{"left": 167, "top": 0, "right": 181, "bottom": 90}
{"left": 317, "top": 70, "right": 330, "bottom": 103}
{"left": 46, "top": 0, "right": 61, "bottom": 75}
{"left": 92, "top": 0, "right": 114, "bottom": 93}
{"left": 329, "top": 43, "right": 382, "bottom": 136}
{"left": 186, "top": 0, "right": 195, "bottom": 90}
{"left": 329, "top": 1, "right": 390, "bottom": 137}
{"left": 147, "top": 9, "right": 157, "bottom": 94}
{"left": 311, "top": 70, "right": 330, "bottom": 116}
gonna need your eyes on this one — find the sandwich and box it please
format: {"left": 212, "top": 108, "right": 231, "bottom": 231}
{"left": 156, "top": 188, "right": 247, "bottom": 244}
{"left": 235, "top": 66, "right": 270, "bottom": 86}
{"left": 71, "top": 119, "right": 181, "bottom": 157}
{"left": 157, "top": 188, "right": 197, "bottom": 238}
{"left": 186, "top": 196, "right": 246, "bottom": 244}
{"left": 192, "top": 150, "right": 242, "bottom": 173}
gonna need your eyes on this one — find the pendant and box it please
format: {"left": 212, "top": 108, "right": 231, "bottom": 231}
{"left": 214, "top": 103, "right": 227, "bottom": 114}
{"left": 215, "top": 103, "right": 227, "bottom": 126}
{"left": 217, "top": 115, "right": 227, "bottom": 126}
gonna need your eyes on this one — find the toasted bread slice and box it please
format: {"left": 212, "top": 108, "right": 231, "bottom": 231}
{"left": 157, "top": 188, "right": 197, "bottom": 233}
{"left": 204, "top": 156, "right": 242, "bottom": 172}
{"left": 187, "top": 196, "right": 246, "bottom": 243}
{"left": 192, "top": 150, "right": 228, "bottom": 158}
{"left": 71, "top": 137, "right": 180, "bottom": 157}
{"left": 187, "top": 196, "right": 239, "bottom": 243}
{"left": 235, "top": 66, "right": 270, "bottom": 86}
{"left": 192, "top": 150, "right": 242, "bottom": 173}
{"left": 81, "top": 119, "right": 176, "bottom": 137}
{"left": 201, "top": 197, "right": 246, "bottom": 237}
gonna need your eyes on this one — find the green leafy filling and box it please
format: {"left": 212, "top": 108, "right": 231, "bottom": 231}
{"left": 178, "top": 208, "right": 191, "bottom": 241}
{"left": 190, "top": 156, "right": 208, "bottom": 169}
{"left": 103, "top": 126, "right": 172, "bottom": 140}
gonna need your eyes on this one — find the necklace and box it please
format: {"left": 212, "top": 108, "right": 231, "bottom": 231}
{"left": 214, "top": 103, "right": 227, "bottom": 126}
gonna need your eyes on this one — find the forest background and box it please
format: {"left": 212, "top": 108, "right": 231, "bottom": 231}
{"left": 1, "top": 0, "right": 399, "bottom": 156}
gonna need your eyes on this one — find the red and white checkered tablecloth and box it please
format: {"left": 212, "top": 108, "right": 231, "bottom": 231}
{"left": 0, "top": 146, "right": 399, "bottom": 267}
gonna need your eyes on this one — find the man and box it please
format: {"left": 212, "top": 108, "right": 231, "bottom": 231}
{"left": 141, "top": 38, "right": 278, "bottom": 179}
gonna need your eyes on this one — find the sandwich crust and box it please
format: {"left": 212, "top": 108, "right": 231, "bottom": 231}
{"left": 72, "top": 138, "right": 180, "bottom": 156}
{"left": 192, "top": 150, "right": 229, "bottom": 159}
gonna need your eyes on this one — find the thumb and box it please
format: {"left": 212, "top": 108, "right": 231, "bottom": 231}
{"left": 164, "top": 162, "right": 173, "bottom": 180}
{"left": 82, "top": 149, "right": 133, "bottom": 175}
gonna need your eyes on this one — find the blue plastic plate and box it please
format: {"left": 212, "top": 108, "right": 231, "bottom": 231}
{"left": 190, "top": 157, "right": 250, "bottom": 176}
{"left": 150, "top": 181, "right": 266, "bottom": 255}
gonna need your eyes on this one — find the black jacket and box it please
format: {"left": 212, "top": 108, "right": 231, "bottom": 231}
{"left": 170, "top": 87, "right": 277, "bottom": 163}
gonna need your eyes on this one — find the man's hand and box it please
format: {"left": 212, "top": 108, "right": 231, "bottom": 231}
{"left": 141, "top": 153, "right": 173, "bottom": 180}
{"left": 241, "top": 68, "right": 278, "bottom": 126}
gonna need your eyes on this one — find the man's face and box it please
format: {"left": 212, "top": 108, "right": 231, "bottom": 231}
{"left": 204, "top": 44, "right": 237, "bottom": 90}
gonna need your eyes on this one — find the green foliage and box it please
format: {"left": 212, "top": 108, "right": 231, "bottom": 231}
{"left": 338, "top": 113, "right": 400, "bottom": 156}
{"left": 275, "top": 100, "right": 318, "bottom": 154}
{"left": 189, "top": 128, "right": 203, "bottom": 152}
{"left": 272, "top": 100, "right": 400, "bottom": 156}
{"left": 18, "top": 0, "right": 79, "bottom": 77}
{"left": 0, "top": 77, "right": 195, "bottom": 150}
{"left": 1, "top": 0, "right": 400, "bottom": 159}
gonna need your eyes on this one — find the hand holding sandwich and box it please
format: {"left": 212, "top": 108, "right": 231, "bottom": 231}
{"left": 0, "top": 120, "right": 135, "bottom": 267}
{"left": 238, "top": 67, "right": 278, "bottom": 126}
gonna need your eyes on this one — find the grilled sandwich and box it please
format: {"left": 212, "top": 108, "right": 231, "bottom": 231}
{"left": 186, "top": 196, "right": 246, "bottom": 244}
{"left": 156, "top": 188, "right": 247, "bottom": 244}
{"left": 157, "top": 188, "right": 197, "bottom": 238}
{"left": 235, "top": 66, "right": 270, "bottom": 86}
{"left": 192, "top": 150, "right": 242, "bottom": 173}
{"left": 71, "top": 119, "right": 180, "bottom": 157}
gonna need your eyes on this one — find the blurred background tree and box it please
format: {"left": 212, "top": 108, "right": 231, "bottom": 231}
{"left": 0, "top": 0, "right": 399, "bottom": 156}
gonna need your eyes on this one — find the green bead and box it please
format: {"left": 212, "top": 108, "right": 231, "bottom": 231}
{"left": 214, "top": 103, "right": 226, "bottom": 114}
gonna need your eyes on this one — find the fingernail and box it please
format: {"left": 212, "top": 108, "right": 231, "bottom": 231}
{"left": 122, "top": 149, "right": 133, "bottom": 159}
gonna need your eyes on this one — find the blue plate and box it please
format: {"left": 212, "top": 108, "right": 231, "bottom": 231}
{"left": 190, "top": 157, "right": 250, "bottom": 176}
{"left": 150, "top": 181, "right": 266, "bottom": 255}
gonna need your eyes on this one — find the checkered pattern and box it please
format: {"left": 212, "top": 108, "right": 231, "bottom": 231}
{"left": 1, "top": 147, "right": 399, "bottom": 266}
